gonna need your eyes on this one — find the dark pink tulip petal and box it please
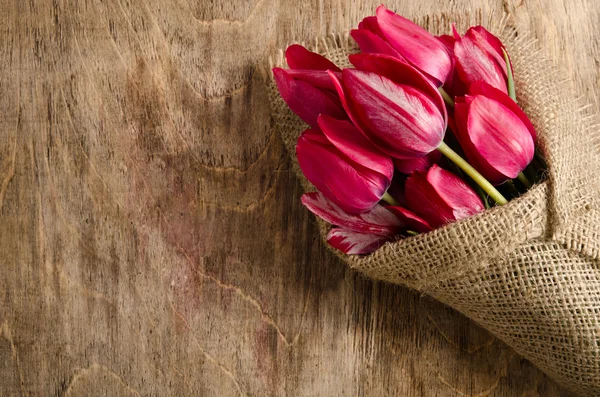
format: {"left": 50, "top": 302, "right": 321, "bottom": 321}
{"left": 393, "top": 151, "right": 441, "bottom": 174}
{"left": 386, "top": 206, "right": 433, "bottom": 233}
{"left": 453, "top": 97, "right": 510, "bottom": 184}
{"left": 301, "top": 192, "right": 401, "bottom": 235}
{"left": 285, "top": 44, "right": 341, "bottom": 72}
{"left": 296, "top": 130, "right": 389, "bottom": 213}
{"left": 285, "top": 69, "right": 342, "bottom": 92}
{"left": 327, "top": 228, "right": 391, "bottom": 255}
{"left": 469, "top": 81, "right": 536, "bottom": 140}
{"left": 465, "top": 95, "right": 534, "bottom": 181}
{"left": 358, "top": 16, "right": 384, "bottom": 36}
{"left": 350, "top": 28, "right": 402, "bottom": 59}
{"left": 341, "top": 68, "right": 446, "bottom": 159}
{"left": 454, "top": 26, "right": 509, "bottom": 93}
{"left": 405, "top": 165, "right": 484, "bottom": 228}
{"left": 273, "top": 67, "right": 346, "bottom": 129}
{"left": 375, "top": 5, "right": 452, "bottom": 85}
{"left": 436, "top": 34, "right": 456, "bottom": 57}
{"left": 348, "top": 53, "right": 447, "bottom": 119}
{"left": 318, "top": 114, "right": 393, "bottom": 182}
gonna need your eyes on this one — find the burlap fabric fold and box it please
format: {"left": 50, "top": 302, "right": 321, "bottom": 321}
{"left": 268, "top": 13, "right": 600, "bottom": 396}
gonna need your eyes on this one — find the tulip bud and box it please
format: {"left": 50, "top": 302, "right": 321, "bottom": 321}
{"left": 272, "top": 45, "right": 346, "bottom": 129}
{"left": 296, "top": 116, "right": 394, "bottom": 214}
{"left": 453, "top": 26, "right": 511, "bottom": 94}
{"left": 405, "top": 165, "right": 484, "bottom": 228}
{"left": 302, "top": 191, "right": 401, "bottom": 254}
{"left": 350, "top": 6, "right": 452, "bottom": 86}
{"left": 330, "top": 54, "right": 447, "bottom": 159}
{"left": 454, "top": 82, "right": 535, "bottom": 185}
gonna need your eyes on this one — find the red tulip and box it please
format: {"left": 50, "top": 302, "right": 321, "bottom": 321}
{"left": 296, "top": 115, "right": 393, "bottom": 214}
{"left": 272, "top": 45, "right": 346, "bottom": 129}
{"left": 351, "top": 6, "right": 452, "bottom": 86}
{"left": 393, "top": 151, "right": 441, "bottom": 174}
{"left": 302, "top": 191, "right": 401, "bottom": 254}
{"left": 454, "top": 82, "right": 535, "bottom": 185}
{"left": 453, "top": 26, "right": 511, "bottom": 94}
{"left": 330, "top": 53, "right": 447, "bottom": 159}
{"left": 405, "top": 165, "right": 484, "bottom": 228}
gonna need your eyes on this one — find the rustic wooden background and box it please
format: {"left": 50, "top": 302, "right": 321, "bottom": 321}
{"left": 1, "top": 0, "right": 597, "bottom": 395}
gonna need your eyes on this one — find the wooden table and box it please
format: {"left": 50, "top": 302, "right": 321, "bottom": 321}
{"left": 1, "top": 0, "right": 596, "bottom": 395}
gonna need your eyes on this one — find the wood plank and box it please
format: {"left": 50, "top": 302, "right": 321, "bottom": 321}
{"left": 1, "top": 0, "right": 596, "bottom": 395}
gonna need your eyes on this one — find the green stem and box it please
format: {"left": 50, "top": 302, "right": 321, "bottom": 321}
{"left": 381, "top": 191, "right": 399, "bottom": 206}
{"left": 438, "top": 87, "right": 455, "bottom": 108}
{"left": 437, "top": 142, "right": 508, "bottom": 205}
{"left": 503, "top": 48, "right": 516, "bottom": 102}
{"left": 406, "top": 230, "right": 418, "bottom": 236}
{"left": 516, "top": 171, "right": 532, "bottom": 188}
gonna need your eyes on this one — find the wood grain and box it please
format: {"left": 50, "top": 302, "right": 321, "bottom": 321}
{"left": 0, "top": 0, "right": 597, "bottom": 395}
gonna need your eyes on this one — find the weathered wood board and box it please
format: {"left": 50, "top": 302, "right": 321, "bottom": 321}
{"left": 1, "top": 0, "right": 598, "bottom": 395}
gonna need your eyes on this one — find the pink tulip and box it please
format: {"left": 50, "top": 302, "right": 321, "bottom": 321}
{"left": 393, "top": 151, "right": 441, "bottom": 174}
{"left": 454, "top": 82, "right": 535, "bottom": 185}
{"left": 272, "top": 45, "right": 346, "bottom": 129}
{"left": 302, "top": 191, "right": 402, "bottom": 254}
{"left": 405, "top": 165, "right": 484, "bottom": 228}
{"left": 351, "top": 6, "right": 452, "bottom": 86}
{"left": 296, "top": 115, "right": 393, "bottom": 214}
{"left": 330, "top": 53, "right": 447, "bottom": 159}
{"left": 453, "top": 26, "right": 511, "bottom": 94}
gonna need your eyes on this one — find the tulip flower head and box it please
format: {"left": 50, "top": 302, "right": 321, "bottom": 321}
{"left": 301, "top": 192, "right": 402, "bottom": 254}
{"left": 272, "top": 45, "right": 346, "bottom": 129}
{"left": 405, "top": 165, "right": 485, "bottom": 228}
{"left": 331, "top": 53, "right": 447, "bottom": 159}
{"left": 351, "top": 6, "right": 453, "bottom": 86}
{"left": 454, "top": 82, "right": 536, "bottom": 185}
{"left": 453, "top": 26, "right": 512, "bottom": 94}
{"left": 296, "top": 115, "right": 394, "bottom": 214}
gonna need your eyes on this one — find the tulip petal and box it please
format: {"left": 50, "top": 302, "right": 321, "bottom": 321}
{"left": 296, "top": 131, "right": 385, "bottom": 213}
{"left": 466, "top": 95, "right": 535, "bottom": 180}
{"left": 341, "top": 68, "right": 445, "bottom": 158}
{"left": 327, "top": 228, "right": 391, "bottom": 255}
{"left": 386, "top": 206, "right": 433, "bottom": 233}
{"left": 317, "top": 114, "right": 393, "bottom": 182}
{"left": 393, "top": 151, "right": 441, "bottom": 174}
{"left": 273, "top": 67, "right": 346, "bottom": 128}
{"left": 358, "top": 16, "right": 384, "bottom": 36}
{"left": 436, "top": 34, "right": 456, "bottom": 57}
{"left": 285, "top": 69, "right": 341, "bottom": 92}
{"left": 285, "top": 44, "right": 341, "bottom": 72}
{"left": 375, "top": 5, "right": 452, "bottom": 85}
{"left": 350, "top": 28, "right": 402, "bottom": 59}
{"left": 454, "top": 26, "right": 508, "bottom": 93}
{"left": 302, "top": 192, "right": 401, "bottom": 235}
{"left": 454, "top": 97, "right": 513, "bottom": 184}
{"left": 469, "top": 81, "right": 536, "bottom": 140}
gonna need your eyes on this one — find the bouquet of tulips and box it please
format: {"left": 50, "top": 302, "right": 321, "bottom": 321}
{"left": 270, "top": 6, "right": 600, "bottom": 396}
{"left": 273, "top": 6, "right": 541, "bottom": 254}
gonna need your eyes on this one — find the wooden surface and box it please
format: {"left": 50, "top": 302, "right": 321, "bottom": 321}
{"left": 0, "top": 0, "right": 597, "bottom": 395}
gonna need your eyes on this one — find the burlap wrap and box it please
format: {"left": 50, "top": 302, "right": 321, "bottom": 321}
{"left": 268, "top": 13, "right": 600, "bottom": 396}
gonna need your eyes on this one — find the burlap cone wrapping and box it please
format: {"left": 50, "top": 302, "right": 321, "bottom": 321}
{"left": 268, "top": 13, "right": 600, "bottom": 396}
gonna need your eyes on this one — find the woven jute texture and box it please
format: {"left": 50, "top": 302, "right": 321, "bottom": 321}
{"left": 268, "top": 12, "right": 600, "bottom": 396}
